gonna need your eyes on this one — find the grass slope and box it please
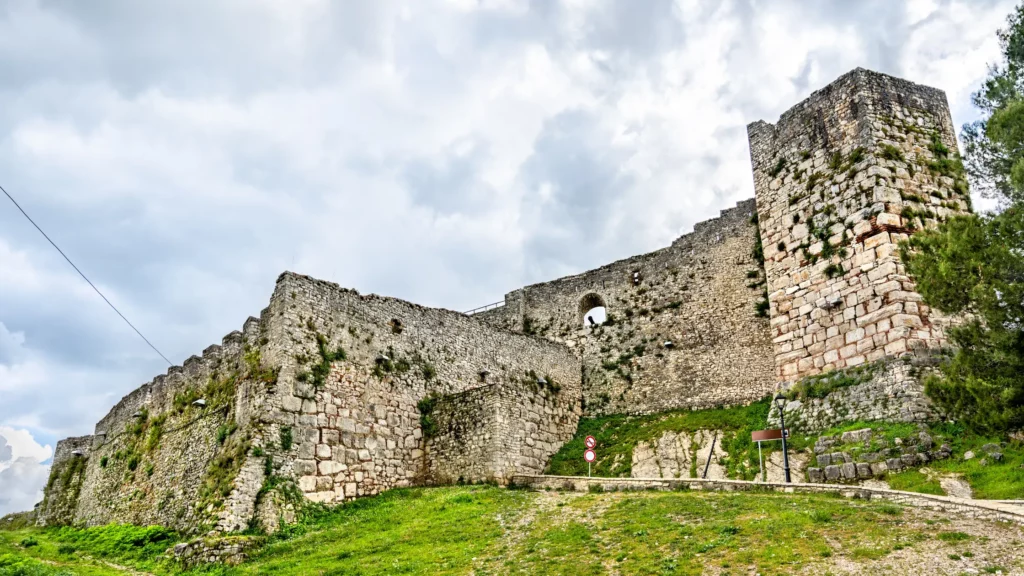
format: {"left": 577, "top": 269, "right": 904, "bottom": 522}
{"left": 6, "top": 486, "right": 1021, "bottom": 575}
{"left": 546, "top": 400, "right": 771, "bottom": 479}
{"left": 548, "top": 402, "right": 1024, "bottom": 499}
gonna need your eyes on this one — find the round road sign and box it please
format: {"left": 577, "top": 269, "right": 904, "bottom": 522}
{"left": 584, "top": 449, "right": 596, "bottom": 463}
{"left": 585, "top": 435, "right": 597, "bottom": 449}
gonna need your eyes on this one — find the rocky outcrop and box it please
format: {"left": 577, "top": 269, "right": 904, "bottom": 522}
{"left": 631, "top": 430, "right": 730, "bottom": 480}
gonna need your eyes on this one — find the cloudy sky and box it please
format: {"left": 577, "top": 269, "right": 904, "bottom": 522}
{"left": 0, "top": 0, "right": 1016, "bottom": 515}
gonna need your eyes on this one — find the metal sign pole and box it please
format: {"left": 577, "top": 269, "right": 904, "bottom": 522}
{"left": 588, "top": 461, "right": 591, "bottom": 478}
{"left": 758, "top": 441, "right": 764, "bottom": 482}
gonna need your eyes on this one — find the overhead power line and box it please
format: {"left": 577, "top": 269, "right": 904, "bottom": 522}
{"left": 1, "top": 183, "right": 172, "bottom": 366}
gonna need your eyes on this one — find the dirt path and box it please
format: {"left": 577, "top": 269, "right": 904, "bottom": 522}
{"left": 38, "top": 555, "right": 156, "bottom": 576}
{"left": 807, "top": 509, "right": 1024, "bottom": 575}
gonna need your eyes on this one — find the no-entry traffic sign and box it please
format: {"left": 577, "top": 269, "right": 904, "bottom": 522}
{"left": 585, "top": 435, "right": 597, "bottom": 449}
{"left": 584, "top": 449, "right": 596, "bottom": 463}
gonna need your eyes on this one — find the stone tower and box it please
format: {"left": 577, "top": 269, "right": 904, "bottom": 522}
{"left": 748, "top": 68, "right": 970, "bottom": 384}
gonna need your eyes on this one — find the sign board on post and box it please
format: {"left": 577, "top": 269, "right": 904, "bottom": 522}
{"left": 584, "top": 449, "right": 596, "bottom": 463}
{"left": 750, "top": 429, "right": 789, "bottom": 482}
{"left": 751, "top": 428, "right": 789, "bottom": 442}
{"left": 585, "top": 436, "right": 597, "bottom": 449}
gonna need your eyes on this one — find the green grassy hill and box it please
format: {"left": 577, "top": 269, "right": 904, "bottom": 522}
{"left": 3, "top": 485, "right": 1023, "bottom": 575}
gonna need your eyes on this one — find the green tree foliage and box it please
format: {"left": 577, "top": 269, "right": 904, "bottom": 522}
{"left": 907, "top": 2, "right": 1024, "bottom": 433}
{"left": 962, "top": 4, "right": 1024, "bottom": 205}
{"left": 902, "top": 206, "right": 1024, "bottom": 432}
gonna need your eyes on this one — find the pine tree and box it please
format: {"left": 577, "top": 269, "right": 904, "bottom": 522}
{"left": 903, "top": 3, "right": 1024, "bottom": 432}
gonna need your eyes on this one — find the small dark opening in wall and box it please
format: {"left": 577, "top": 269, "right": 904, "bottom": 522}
{"left": 391, "top": 319, "right": 403, "bottom": 334}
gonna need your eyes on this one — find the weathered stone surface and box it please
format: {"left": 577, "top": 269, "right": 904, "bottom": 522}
{"left": 856, "top": 463, "right": 872, "bottom": 479}
{"left": 841, "top": 429, "right": 872, "bottom": 444}
{"left": 824, "top": 465, "right": 841, "bottom": 481}
{"left": 475, "top": 200, "right": 775, "bottom": 417}
{"left": 630, "top": 430, "right": 729, "bottom": 480}
{"left": 39, "top": 272, "right": 582, "bottom": 534}
{"left": 807, "top": 468, "right": 824, "bottom": 483}
{"left": 748, "top": 69, "right": 966, "bottom": 384}
{"left": 840, "top": 462, "right": 857, "bottom": 480}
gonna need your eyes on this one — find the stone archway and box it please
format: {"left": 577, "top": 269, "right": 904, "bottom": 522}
{"left": 579, "top": 293, "right": 607, "bottom": 327}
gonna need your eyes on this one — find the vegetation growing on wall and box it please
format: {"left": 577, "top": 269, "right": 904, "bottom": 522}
{"left": 749, "top": 212, "right": 770, "bottom": 318}
{"left": 296, "top": 333, "right": 346, "bottom": 390}
{"left": 782, "top": 361, "right": 882, "bottom": 401}
{"left": 243, "top": 347, "right": 280, "bottom": 385}
{"left": 417, "top": 394, "right": 440, "bottom": 438}
{"left": 39, "top": 455, "right": 87, "bottom": 523}
{"left": 279, "top": 426, "right": 293, "bottom": 451}
{"left": 518, "top": 369, "right": 561, "bottom": 395}
{"left": 546, "top": 400, "right": 771, "bottom": 480}
{"left": 197, "top": 427, "right": 252, "bottom": 519}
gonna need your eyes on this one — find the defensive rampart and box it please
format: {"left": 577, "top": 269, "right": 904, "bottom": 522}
{"left": 474, "top": 199, "right": 776, "bottom": 416}
{"left": 38, "top": 272, "right": 582, "bottom": 534}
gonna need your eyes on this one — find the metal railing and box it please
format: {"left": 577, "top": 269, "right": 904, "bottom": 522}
{"left": 464, "top": 301, "right": 505, "bottom": 315}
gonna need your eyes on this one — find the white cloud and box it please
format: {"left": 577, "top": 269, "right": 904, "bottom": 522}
{"left": 0, "top": 0, "right": 1018, "bottom": 461}
{"left": 0, "top": 426, "right": 52, "bottom": 516}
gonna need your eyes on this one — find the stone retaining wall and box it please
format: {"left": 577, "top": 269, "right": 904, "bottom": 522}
{"left": 769, "top": 356, "right": 939, "bottom": 432}
{"left": 168, "top": 535, "right": 258, "bottom": 568}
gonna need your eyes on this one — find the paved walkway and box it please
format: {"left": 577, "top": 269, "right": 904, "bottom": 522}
{"left": 511, "top": 474, "right": 1024, "bottom": 525}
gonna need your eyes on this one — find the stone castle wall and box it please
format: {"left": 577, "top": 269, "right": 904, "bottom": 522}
{"left": 39, "top": 272, "right": 581, "bottom": 534}
{"left": 36, "top": 436, "right": 92, "bottom": 526}
{"left": 253, "top": 273, "right": 581, "bottom": 511}
{"left": 474, "top": 199, "right": 776, "bottom": 416}
{"left": 36, "top": 315, "right": 267, "bottom": 533}
{"left": 748, "top": 68, "right": 969, "bottom": 384}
